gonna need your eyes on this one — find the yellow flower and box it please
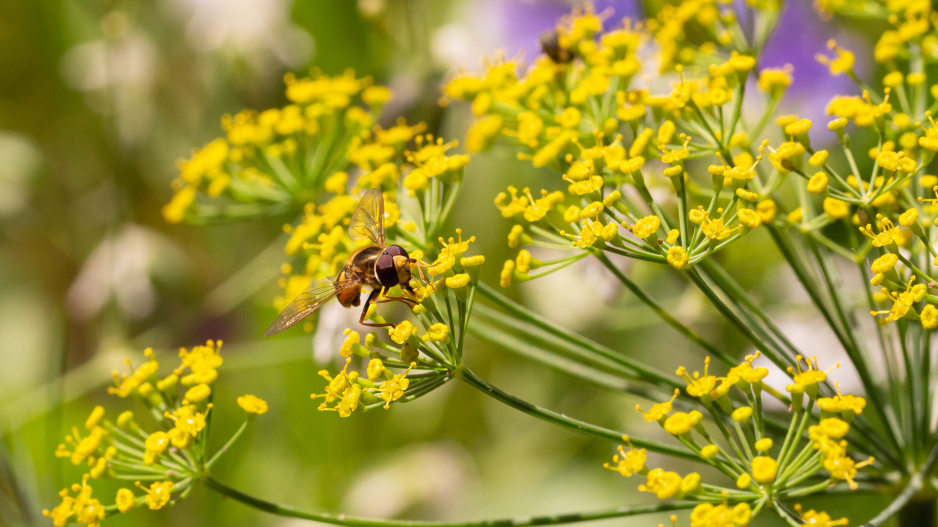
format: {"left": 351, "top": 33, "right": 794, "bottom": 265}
{"left": 731, "top": 407, "right": 753, "bottom": 422}
{"left": 758, "top": 68, "right": 792, "bottom": 93}
{"left": 636, "top": 389, "right": 679, "bottom": 422}
{"left": 814, "top": 417, "right": 850, "bottom": 438}
{"left": 824, "top": 454, "right": 874, "bottom": 489}
{"left": 184, "top": 383, "right": 211, "bottom": 402}
{"left": 795, "top": 505, "right": 849, "bottom": 527}
{"left": 921, "top": 304, "right": 938, "bottom": 329}
{"left": 631, "top": 215, "right": 661, "bottom": 238}
{"left": 787, "top": 355, "right": 833, "bottom": 394}
{"left": 870, "top": 253, "right": 899, "bottom": 274}
{"left": 137, "top": 480, "right": 173, "bottom": 510}
{"left": 807, "top": 172, "right": 829, "bottom": 193}
{"left": 757, "top": 200, "right": 777, "bottom": 223}
{"left": 754, "top": 438, "right": 773, "bottom": 452}
{"left": 237, "top": 395, "right": 269, "bottom": 415}
{"left": 389, "top": 320, "right": 417, "bottom": 344}
{"left": 751, "top": 456, "right": 778, "bottom": 483}
{"left": 639, "top": 468, "right": 682, "bottom": 499}
{"left": 817, "top": 384, "right": 867, "bottom": 415}
{"left": 737, "top": 209, "right": 762, "bottom": 229}
{"left": 664, "top": 411, "right": 701, "bottom": 435}
{"left": 667, "top": 246, "right": 689, "bottom": 269}
{"left": 681, "top": 472, "right": 701, "bottom": 494}
{"left": 859, "top": 215, "right": 902, "bottom": 247}
{"left": 422, "top": 323, "right": 450, "bottom": 342}
{"left": 823, "top": 198, "right": 850, "bottom": 219}
{"left": 604, "top": 436, "right": 647, "bottom": 477}
{"left": 700, "top": 444, "right": 720, "bottom": 460}
{"left": 690, "top": 502, "right": 752, "bottom": 527}
{"left": 678, "top": 358, "right": 717, "bottom": 398}
{"left": 816, "top": 40, "right": 855, "bottom": 76}
{"left": 445, "top": 274, "right": 471, "bottom": 288}
{"left": 898, "top": 208, "right": 919, "bottom": 227}
{"left": 143, "top": 431, "right": 170, "bottom": 466}
{"left": 116, "top": 488, "right": 135, "bottom": 513}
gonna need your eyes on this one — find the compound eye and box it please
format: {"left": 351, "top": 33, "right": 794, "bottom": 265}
{"left": 375, "top": 254, "right": 398, "bottom": 287}
{"left": 385, "top": 245, "right": 408, "bottom": 258}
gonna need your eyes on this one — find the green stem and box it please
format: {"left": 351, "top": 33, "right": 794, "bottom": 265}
{"left": 476, "top": 283, "right": 676, "bottom": 388}
{"left": 456, "top": 367, "right": 699, "bottom": 462}
{"left": 204, "top": 476, "right": 696, "bottom": 526}
{"left": 596, "top": 253, "right": 738, "bottom": 367}
{"left": 206, "top": 420, "right": 249, "bottom": 468}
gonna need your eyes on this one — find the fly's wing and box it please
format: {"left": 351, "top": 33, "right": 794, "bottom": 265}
{"left": 348, "top": 187, "right": 385, "bottom": 246}
{"left": 264, "top": 278, "right": 357, "bottom": 336}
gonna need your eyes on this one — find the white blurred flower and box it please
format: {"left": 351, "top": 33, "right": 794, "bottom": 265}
{"left": 169, "top": 0, "right": 314, "bottom": 70}
{"left": 66, "top": 224, "right": 185, "bottom": 321}
{"left": 0, "top": 132, "right": 41, "bottom": 217}
{"left": 341, "top": 443, "right": 473, "bottom": 518}
{"left": 60, "top": 31, "right": 158, "bottom": 144}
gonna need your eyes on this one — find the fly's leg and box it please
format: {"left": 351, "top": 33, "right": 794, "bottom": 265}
{"left": 374, "top": 295, "right": 419, "bottom": 308}
{"left": 359, "top": 287, "right": 396, "bottom": 328}
{"left": 409, "top": 258, "right": 431, "bottom": 285}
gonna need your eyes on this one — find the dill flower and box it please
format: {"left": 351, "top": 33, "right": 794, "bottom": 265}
{"left": 612, "top": 355, "right": 871, "bottom": 524}
{"left": 45, "top": 343, "right": 268, "bottom": 524}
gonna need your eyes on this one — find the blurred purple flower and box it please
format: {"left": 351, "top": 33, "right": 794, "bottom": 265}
{"left": 497, "top": 0, "right": 641, "bottom": 61}
{"left": 760, "top": 0, "right": 865, "bottom": 126}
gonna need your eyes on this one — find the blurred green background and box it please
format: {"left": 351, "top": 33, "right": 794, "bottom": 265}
{"left": 0, "top": 0, "right": 891, "bottom": 526}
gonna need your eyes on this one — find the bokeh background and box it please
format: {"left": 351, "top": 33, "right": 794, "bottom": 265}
{"left": 0, "top": 1, "right": 892, "bottom": 526}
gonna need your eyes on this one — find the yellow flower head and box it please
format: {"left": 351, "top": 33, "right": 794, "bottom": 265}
{"left": 751, "top": 456, "right": 778, "bottom": 483}
{"left": 237, "top": 395, "right": 269, "bottom": 415}
{"left": 817, "top": 383, "right": 867, "bottom": 415}
{"left": 664, "top": 411, "right": 702, "bottom": 436}
{"left": 870, "top": 253, "right": 899, "bottom": 274}
{"left": 115, "top": 488, "right": 136, "bottom": 513}
{"left": 639, "top": 468, "right": 683, "bottom": 499}
{"left": 677, "top": 358, "right": 718, "bottom": 399}
{"left": 816, "top": 40, "right": 855, "bottom": 76}
{"left": 604, "top": 436, "right": 647, "bottom": 477}
{"left": 631, "top": 215, "right": 661, "bottom": 238}
{"left": 136, "top": 480, "right": 173, "bottom": 510}
{"left": 859, "top": 215, "right": 902, "bottom": 247}
{"left": 795, "top": 505, "right": 849, "bottom": 527}
{"left": 636, "top": 389, "right": 680, "bottom": 422}
{"left": 689, "top": 501, "right": 752, "bottom": 527}
{"left": 787, "top": 355, "right": 837, "bottom": 394}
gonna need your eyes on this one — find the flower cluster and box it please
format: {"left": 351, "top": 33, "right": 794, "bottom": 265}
{"left": 445, "top": 3, "right": 790, "bottom": 282}
{"left": 609, "top": 354, "right": 871, "bottom": 525}
{"left": 44, "top": 342, "right": 267, "bottom": 526}
{"left": 311, "top": 230, "right": 483, "bottom": 416}
{"left": 163, "top": 70, "right": 397, "bottom": 223}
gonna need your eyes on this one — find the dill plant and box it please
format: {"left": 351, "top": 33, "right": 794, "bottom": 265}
{"left": 44, "top": 1, "right": 938, "bottom": 526}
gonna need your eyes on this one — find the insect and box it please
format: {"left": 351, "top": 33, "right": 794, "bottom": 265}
{"left": 264, "top": 188, "right": 424, "bottom": 336}
{"left": 540, "top": 30, "right": 573, "bottom": 64}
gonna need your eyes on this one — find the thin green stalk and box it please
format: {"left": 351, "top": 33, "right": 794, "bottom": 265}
{"left": 206, "top": 420, "right": 249, "bottom": 469}
{"left": 471, "top": 308, "right": 672, "bottom": 391}
{"left": 204, "top": 476, "right": 696, "bottom": 527}
{"left": 595, "top": 253, "right": 738, "bottom": 367}
{"left": 768, "top": 228, "right": 905, "bottom": 463}
{"left": 456, "top": 366, "right": 700, "bottom": 462}
{"left": 475, "top": 283, "right": 676, "bottom": 388}
{"left": 857, "top": 473, "right": 924, "bottom": 527}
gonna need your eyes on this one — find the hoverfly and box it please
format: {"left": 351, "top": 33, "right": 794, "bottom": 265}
{"left": 264, "top": 188, "right": 424, "bottom": 336}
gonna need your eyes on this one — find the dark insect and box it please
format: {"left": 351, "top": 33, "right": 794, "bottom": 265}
{"left": 540, "top": 30, "right": 573, "bottom": 64}
{"left": 265, "top": 188, "right": 424, "bottom": 336}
